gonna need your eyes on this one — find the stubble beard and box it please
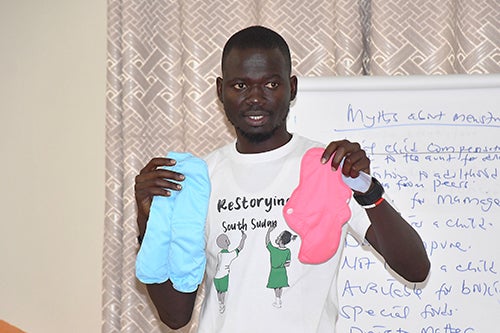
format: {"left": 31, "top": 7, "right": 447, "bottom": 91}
{"left": 236, "top": 126, "right": 278, "bottom": 144}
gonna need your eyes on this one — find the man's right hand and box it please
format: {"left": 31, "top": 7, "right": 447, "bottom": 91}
{"left": 134, "top": 157, "right": 185, "bottom": 237}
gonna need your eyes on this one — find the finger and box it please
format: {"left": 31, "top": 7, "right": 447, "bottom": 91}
{"left": 136, "top": 164, "right": 185, "bottom": 184}
{"left": 330, "top": 146, "right": 347, "bottom": 170}
{"left": 342, "top": 151, "right": 370, "bottom": 177}
{"left": 322, "top": 140, "right": 354, "bottom": 170}
{"left": 140, "top": 157, "right": 177, "bottom": 174}
{"left": 341, "top": 155, "right": 358, "bottom": 177}
{"left": 151, "top": 168, "right": 186, "bottom": 182}
{"left": 321, "top": 141, "right": 339, "bottom": 164}
{"left": 321, "top": 141, "right": 346, "bottom": 168}
{"left": 330, "top": 141, "right": 362, "bottom": 171}
{"left": 136, "top": 185, "right": 174, "bottom": 198}
{"left": 135, "top": 175, "right": 183, "bottom": 193}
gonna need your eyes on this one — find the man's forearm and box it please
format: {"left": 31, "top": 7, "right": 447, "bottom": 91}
{"left": 364, "top": 201, "right": 430, "bottom": 282}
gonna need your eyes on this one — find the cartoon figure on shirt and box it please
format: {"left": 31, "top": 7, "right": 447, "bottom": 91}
{"left": 265, "top": 224, "right": 297, "bottom": 308}
{"left": 214, "top": 230, "right": 247, "bottom": 314}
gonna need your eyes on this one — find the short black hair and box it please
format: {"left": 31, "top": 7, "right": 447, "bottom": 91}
{"left": 221, "top": 25, "right": 292, "bottom": 74}
{"left": 280, "top": 230, "right": 293, "bottom": 245}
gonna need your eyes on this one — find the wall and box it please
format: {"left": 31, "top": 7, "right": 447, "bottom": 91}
{"left": 0, "top": 1, "right": 106, "bottom": 332}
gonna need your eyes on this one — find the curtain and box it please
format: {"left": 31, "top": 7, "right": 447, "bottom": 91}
{"left": 369, "top": 0, "right": 500, "bottom": 74}
{"left": 103, "top": 1, "right": 499, "bottom": 332}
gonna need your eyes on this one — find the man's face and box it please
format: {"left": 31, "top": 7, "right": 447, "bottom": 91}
{"left": 217, "top": 47, "right": 297, "bottom": 149}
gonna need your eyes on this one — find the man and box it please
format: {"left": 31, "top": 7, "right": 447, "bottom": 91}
{"left": 134, "top": 25, "right": 430, "bottom": 332}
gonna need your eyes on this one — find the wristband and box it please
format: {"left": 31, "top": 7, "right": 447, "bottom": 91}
{"left": 361, "top": 197, "right": 385, "bottom": 209}
{"left": 353, "top": 177, "right": 384, "bottom": 206}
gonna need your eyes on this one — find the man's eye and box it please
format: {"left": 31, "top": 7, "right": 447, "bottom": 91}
{"left": 265, "top": 82, "right": 279, "bottom": 89}
{"left": 234, "top": 83, "right": 246, "bottom": 90}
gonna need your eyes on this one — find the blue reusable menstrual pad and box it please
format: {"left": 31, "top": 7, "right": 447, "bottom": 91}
{"left": 136, "top": 152, "right": 210, "bottom": 293}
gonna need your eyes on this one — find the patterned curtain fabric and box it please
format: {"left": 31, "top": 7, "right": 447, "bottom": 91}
{"left": 369, "top": 0, "right": 500, "bottom": 74}
{"left": 103, "top": 1, "right": 499, "bottom": 332}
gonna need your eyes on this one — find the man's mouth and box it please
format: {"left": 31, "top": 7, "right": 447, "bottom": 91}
{"left": 245, "top": 113, "right": 267, "bottom": 126}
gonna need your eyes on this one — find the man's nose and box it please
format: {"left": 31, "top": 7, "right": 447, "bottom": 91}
{"left": 246, "top": 85, "right": 264, "bottom": 105}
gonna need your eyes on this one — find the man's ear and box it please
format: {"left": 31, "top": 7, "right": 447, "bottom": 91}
{"left": 290, "top": 75, "right": 298, "bottom": 101}
{"left": 216, "top": 77, "right": 224, "bottom": 103}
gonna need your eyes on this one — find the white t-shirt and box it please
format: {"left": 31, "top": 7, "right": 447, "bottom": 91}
{"left": 198, "top": 134, "right": 370, "bottom": 333}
